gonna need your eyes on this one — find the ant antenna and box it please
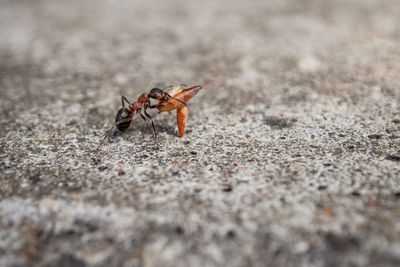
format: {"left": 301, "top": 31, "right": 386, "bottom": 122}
{"left": 164, "top": 92, "right": 188, "bottom": 107}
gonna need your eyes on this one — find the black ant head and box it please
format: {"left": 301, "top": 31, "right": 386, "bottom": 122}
{"left": 149, "top": 88, "right": 165, "bottom": 101}
{"left": 115, "top": 108, "right": 132, "bottom": 132}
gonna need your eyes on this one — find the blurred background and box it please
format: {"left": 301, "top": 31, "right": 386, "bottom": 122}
{"left": 2, "top": 0, "right": 399, "bottom": 123}
{"left": 1, "top": 0, "right": 400, "bottom": 266}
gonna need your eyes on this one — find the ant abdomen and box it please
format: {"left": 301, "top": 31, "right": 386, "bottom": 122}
{"left": 115, "top": 108, "right": 132, "bottom": 131}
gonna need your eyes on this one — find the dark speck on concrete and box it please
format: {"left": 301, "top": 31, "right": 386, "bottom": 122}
{"left": 73, "top": 219, "right": 98, "bottom": 233}
{"left": 28, "top": 173, "right": 41, "bottom": 183}
{"left": 325, "top": 232, "right": 359, "bottom": 252}
{"left": 221, "top": 184, "right": 233, "bottom": 192}
{"left": 76, "top": 137, "right": 86, "bottom": 143}
{"left": 98, "top": 166, "right": 108, "bottom": 171}
{"left": 58, "top": 254, "right": 86, "bottom": 267}
{"left": 264, "top": 116, "right": 296, "bottom": 129}
{"left": 318, "top": 185, "right": 328, "bottom": 191}
{"left": 386, "top": 154, "right": 400, "bottom": 162}
{"left": 226, "top": 230, "right": 236, "bottom": 239}
{"left": 368, "top": 134, "right": 381, "bottom": 140}
{"left": 175, "top": 226, "right": 184, "bottom": 235}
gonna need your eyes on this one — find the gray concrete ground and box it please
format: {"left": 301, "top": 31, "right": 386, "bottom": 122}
{"left": 1, "top": 0, "right": 400, "bottom": 266}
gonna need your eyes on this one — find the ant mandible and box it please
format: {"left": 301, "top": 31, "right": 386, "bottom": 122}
{"left": 114, "top": 85, "right": 201, "bottom": 140}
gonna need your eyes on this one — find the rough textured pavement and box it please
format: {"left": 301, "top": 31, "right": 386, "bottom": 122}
{"left": 1, "top": 0, "right": 400, "bottom": 266}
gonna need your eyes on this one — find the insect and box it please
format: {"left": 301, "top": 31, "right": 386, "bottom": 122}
{"left": 114, "top": 84, "right": 202, "bottom": 140}
{"left": 149, "top": 85, "right": 202, "bottom": 137}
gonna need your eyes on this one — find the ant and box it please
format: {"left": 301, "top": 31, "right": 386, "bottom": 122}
{"left": 150, "top": 85, "right": 202, "bottom": 137}
{"left": 96, "top": 85, "right": 202, "bottom": 150}
{"left": 114, "top": 88, "right": 188, "bottom": 141}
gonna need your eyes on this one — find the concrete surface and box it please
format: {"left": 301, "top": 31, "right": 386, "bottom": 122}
{"left": 1, "top": 0, "right": 400, "bottom": 266}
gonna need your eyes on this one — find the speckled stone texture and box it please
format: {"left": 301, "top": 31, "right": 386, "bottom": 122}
{"left": 1, "top": 0, "right": 400, "bottom": 266}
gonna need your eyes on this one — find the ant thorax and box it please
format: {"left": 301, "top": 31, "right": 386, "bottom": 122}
{"left": 132, "top": 102, "right": 142, "bottom": 112}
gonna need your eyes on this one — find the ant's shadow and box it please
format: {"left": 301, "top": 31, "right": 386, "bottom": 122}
{"left": 153, "top": 123, "right": 176, "bottom": 136}
{"left": 110, "top": 121, "right": 177, "bottom": 139}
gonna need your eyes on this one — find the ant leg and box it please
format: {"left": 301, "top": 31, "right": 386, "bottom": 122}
{"left": 144, "top": 102, "right": 158, "bottom": 139}
{"left": 94, "top": 125, "right": 114, "bottom": 152}
{"left": 143, "top": 108, "right": 158, "bottom": 140}
{"left": 164, "top": 92, "right": 187, "bottom": 107}
{"left": 121, "top": 96, "right": 130, "bottom": 107}
{"left": 139, "top": 113, "right": 157, "bottom": 142}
